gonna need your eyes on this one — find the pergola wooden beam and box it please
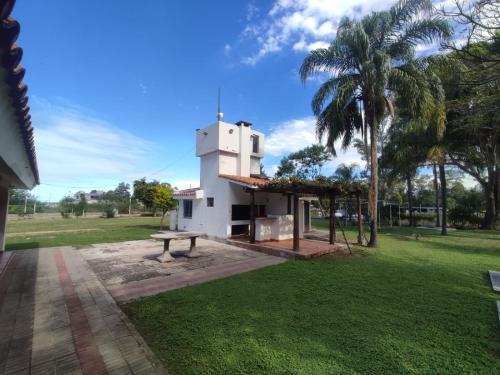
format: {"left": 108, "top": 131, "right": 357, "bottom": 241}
{"left": 329, "top": 194, "right": 336, "bottom": 244}
{"left": 243, "top": 179, "right": 363, "bottom": 252}
{"left": 293, "top": 194, "right": 299, "bottom": 251}
{"left": 249, "top": 190, "right": 255, "bottom": 243}
{"left": 356, "top": 193, "right": 364, "bottom": 245}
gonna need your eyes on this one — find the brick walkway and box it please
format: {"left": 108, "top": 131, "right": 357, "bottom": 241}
{"left": 0, "top": 248, "right": 165, "bottom": 375}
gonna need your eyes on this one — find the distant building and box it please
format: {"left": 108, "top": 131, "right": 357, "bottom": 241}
{"left": 74, "top": 190, "right": 105, "bottom": 204}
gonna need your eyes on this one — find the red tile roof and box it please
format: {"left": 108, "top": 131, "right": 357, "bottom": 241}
{"left": 1, "top": 0, "right": 39, "bottom": 184}
{"left": 173, "top": 188, "right": 200, "bottom": 196}
{"left": 218, "top": 174, "right": 270, "bottom": 187}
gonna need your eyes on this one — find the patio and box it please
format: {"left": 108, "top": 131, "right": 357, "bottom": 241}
{"left": 227, "top": 236, "right": 346, "bottom": 260}
{"left": 80, "top": 238, "right": 285, "bottom": 302}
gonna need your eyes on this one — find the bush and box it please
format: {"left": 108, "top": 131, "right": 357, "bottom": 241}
{"left": 449, "top": 206, "right": 482, "bottom": 228}
{"left": 101, "top": 202, "right": 117, "bottom": 218}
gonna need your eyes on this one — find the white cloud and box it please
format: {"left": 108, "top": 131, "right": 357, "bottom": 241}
{"left": 266, "top": 117, "right": 318, "bottom": 156}
{"left": 242, "top": 0, "right": 395, "bottom": 64}
{"left": 29, "top": 99, "right": 173, "bottom": 200}
{"left": 264, "top": 116, "right": 364, "bottom": 175}
{"left": 172, "top": 180, "right": 200, "bottom": 190}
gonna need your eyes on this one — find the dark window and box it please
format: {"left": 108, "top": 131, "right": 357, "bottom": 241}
{"left": 231, "top": 224, "right": 249, "bottom": 236}
{"left": 183, "top": 200, "right": 193, "bottom": 218}
{"left": 232, "top": 205, "right": 250, "bottom": 220}
{"left": 252, "top": 135, "right": 259, "bottom": 153}
{"left": 231, "top": 204, "right": 266, "bottom": 220}
{"left": 207, "top": 197, "right": 214, "bottom": 207}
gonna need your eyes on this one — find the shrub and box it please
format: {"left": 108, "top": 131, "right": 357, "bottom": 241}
{"left": 449, "top": 206, "right": 482, "bottom": 228}
{"left": 101, "top": 202, "right": 117, "bottom": 218}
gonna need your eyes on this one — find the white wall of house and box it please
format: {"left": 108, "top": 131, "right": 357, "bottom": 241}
{"left": 0, "top": 83, "right": 38, "bottom": 251}
{"left": 0, "top": 84, "right": 37, "bottom": 190}
{"left": 175, "top": 118, "right": 311, "bottom": 241}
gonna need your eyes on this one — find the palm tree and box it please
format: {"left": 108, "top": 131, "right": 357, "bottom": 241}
{"left": 300, "top": 0, "right": 450, "bottom": 247}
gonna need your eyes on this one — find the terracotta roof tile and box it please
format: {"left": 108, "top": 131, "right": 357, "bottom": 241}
{"left": 1, "top": 1, "right": 39, "bottom": 184}
{"left": 218, "top": 174, "right": 270, "bottom": 187}
{"left": 173, "top": 188, "right": 200, "bottom": 196}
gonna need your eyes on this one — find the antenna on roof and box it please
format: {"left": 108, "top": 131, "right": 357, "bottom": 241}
{"left": 217, "top": 87, "right": 223, "bottom": 122}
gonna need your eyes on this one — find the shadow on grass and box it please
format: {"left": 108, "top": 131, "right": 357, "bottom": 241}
{"left": 123, "top": 224, "right": 160, "bottom": 231}
{"left": 6, "top": 242, "right": 41, "bottom": 251}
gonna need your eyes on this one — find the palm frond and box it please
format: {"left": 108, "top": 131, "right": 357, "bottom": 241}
{"left": 311, "top": 74, "right": 360, "bottom": 116}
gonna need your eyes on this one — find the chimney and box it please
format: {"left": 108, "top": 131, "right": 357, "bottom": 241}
{"left": 235, "top": 120, "right": 252, "bottom": 127}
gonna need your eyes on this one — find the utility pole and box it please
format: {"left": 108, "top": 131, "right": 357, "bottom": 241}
{"left": 24, "top": 195, "right": 27, "bottom": 214}
{"left": 128, "top": 195, "right": 132, "bottom": 216}
{"left": 33, "top": 201, "right": 36, "bottom": 215}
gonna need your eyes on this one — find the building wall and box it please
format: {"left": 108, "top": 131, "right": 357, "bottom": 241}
{"left": 177, "top": 178, "right": 230, "bottom": 239}
{"left": 0, "top": 87, "right": 37, "bottom": 189}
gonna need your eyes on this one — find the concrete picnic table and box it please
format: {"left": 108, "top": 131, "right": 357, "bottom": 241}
{"left": 150, "top": 231, "right": 204, "bottom": 263}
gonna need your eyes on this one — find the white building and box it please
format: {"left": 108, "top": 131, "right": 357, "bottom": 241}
{"left": 0, "top": 2, "right": 39, "bottom": 251}
{"left": 173, "top": 118, "right": 313, "bottom": 242}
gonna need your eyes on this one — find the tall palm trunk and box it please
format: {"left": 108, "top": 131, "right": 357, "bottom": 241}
{"left": 439, "top": 163, "right": 447, "bottom": 235}
{"left": 368, "top": 122, "right": 378, "bottom": 247}
{"left": 432, "top": 163, "right": 440, "bottom": 227}
{"left": 406, "top": 173, "right": 414, "bottom": 227}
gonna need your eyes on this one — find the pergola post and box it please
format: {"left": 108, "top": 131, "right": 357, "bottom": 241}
{"left": 329, "top": 194, "right": 336, "bottom": 244}
{"left": 293, "top": 194, "right": 299, "bottom": 251}
{"left": 356, "top": 193, "right": 363, "bottom": 245}
{"left": 250, "top": 190, "right": 256, "bottom": 243}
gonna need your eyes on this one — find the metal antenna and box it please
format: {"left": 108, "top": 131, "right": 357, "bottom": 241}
{"left": 217, "top": 87, "right": 223, "bottom": 121}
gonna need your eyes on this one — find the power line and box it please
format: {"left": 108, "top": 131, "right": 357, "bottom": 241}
{"left": 36, "top": 146, "right": 197, "bottom": 190}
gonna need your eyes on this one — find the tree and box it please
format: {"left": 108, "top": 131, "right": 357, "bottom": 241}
{"left": 333, "top": 163, "right": 360, "bottom": 220}
{"left": 275, "top": 157, "right": 296, "bottom": 178}
{"left": 439, "top": 0, "right": 500, "bottom": 79}
{"left": 275, "top": 144, "right": 331, "bottom": 179}
{"left": 59, "top": 196, "right": 75, "bottom": 218}
{"left": 74, "top": 195, "right": 87, "bottom": 217}
{"left": 151, "top": 184, "right": 175, "bottom": 230}
{"left": 300, "top": 0, "right": 450, "bottom": 246}
{"left": 133, "top": 179, "right": 175, "bottom": 225}
{"left": 434, "top": 43, "right": 499, "bottom": 229}
{"left": 103, "top": 182, "right": 131, "bottom": 214}
{"left": 133, "top": 178, "right": 156, "bottom": 212}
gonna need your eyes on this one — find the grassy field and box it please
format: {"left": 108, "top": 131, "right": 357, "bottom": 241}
{"left": 125, "top": 222, "right": 500, "bottom": 374}
{"left": 5, "top": 216, "right": 163, "bottom": 250}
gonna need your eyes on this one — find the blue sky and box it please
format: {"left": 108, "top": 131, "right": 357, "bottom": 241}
{"left": 15, "top": 0, "right": 451, "bottom": 201}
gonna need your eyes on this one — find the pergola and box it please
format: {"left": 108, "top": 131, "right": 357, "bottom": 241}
{"left": 245, "top": 178, "right": 365, "bottom": 251}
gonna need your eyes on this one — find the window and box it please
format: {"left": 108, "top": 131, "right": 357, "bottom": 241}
{"left": 231, "top": 204, "right": 266, "bottom": 220}
{"left": 252, "top": 135, "right": 259, "bottom": 153}
{"left": 207, "top": 197, "right": 214, "bottom": 207}
{"left": 183, "top": 200, "right": 193, "bottom": 218}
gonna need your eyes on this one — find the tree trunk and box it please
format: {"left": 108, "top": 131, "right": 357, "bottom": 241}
{"left": 160, "top": 210, "right": 166, "bottom": 230}
{"left": 495, "top": 163, "right": 499, "bottom": 222}
{"left": 406, "top": 173, "right": 414, "bottom": 227}
{"left": 368, "top": 123, "right": 378, "bottom": 247}
{"left": 432, "top": 163, "right": 440, "bottom": 227}
{"left": 481, "top": 166, "right": 497, "bottom": 230}
{"left": 439, "top": 163, "right": 447, "bottom": 235}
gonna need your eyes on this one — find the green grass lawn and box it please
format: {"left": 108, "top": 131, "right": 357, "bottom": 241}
{"left": 5, "top": 216, "right": 163, "bottom": 250}
{"left": 125, "top": 222, "right": 500, "bottom": 374}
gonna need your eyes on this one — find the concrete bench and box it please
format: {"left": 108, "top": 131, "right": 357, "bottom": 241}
{"left": 150, "top": 232, "right": 203, "bottom": 263}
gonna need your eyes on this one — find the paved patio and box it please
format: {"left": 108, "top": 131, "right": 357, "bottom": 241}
{"left": 0, "top": 239, "right": 285, "bottom": 374}
{"left": 0, "top": 248, "right": 165, "bottom": 375}
{"left": 80, "top": 239, "right": 286, "bottom": 302}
